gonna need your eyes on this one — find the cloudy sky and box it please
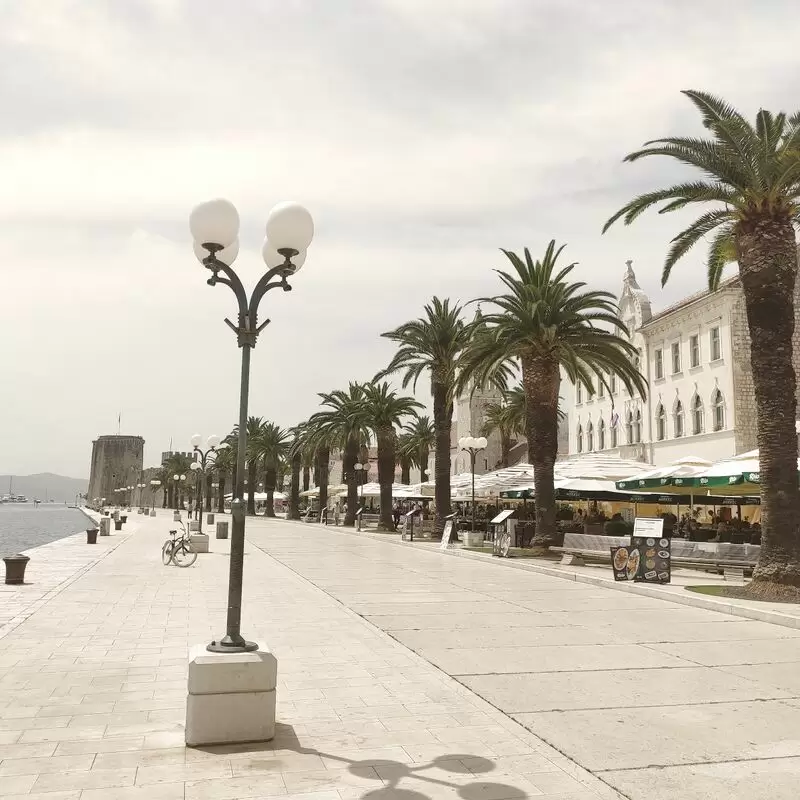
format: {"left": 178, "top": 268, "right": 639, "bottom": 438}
{"left": 1, "top": 0, "right": 798, "bottom": 477}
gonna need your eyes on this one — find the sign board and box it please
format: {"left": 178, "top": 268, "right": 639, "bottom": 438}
{"left": 490, "top": 509, "right": 515, "bottom": 525}
{"left": 610, "top": 518, "right": 671, "bottom": 584}
{"left": 400, "top": 513, "right": 410, "bottom": 540}
{"left": 632, "top": 517, "right": 664, "bottom": 538}
{"left": 440, "top": 519, "right": 455, "bottom": 549}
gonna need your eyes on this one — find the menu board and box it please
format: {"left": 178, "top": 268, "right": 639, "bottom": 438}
{"left": 440, "top": 519, "right": 454, "bottom": 549}
{"left": 610, "top": 519, "right": 671, "bottom": 584}
{"left": 630, "top": 534, "right": 671, "bottom": 583}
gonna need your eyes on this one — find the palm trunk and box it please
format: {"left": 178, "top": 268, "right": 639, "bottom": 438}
{"left": 217, "top": 474, "right": 226, "bottom": 513}
{"left": 162, "top": 486, "right": 167, "bottom": 508}
{"left": 246, "top": 460, "right": 256, "bottom": 515}
{"left": 420, "top": 448, "right": 429, "bottom": 482}
{"left": 205, "top": 473, "right": 212, "bottom": 512}
{"left": 400, "top": 457, "right": 411, "bottom": 485}
{"left": 302, "top": 465, "right": 310, "bottom": 493}
{"left": 522, "top": 353, "right": 561, "bottom": 549}
{"left": 316, "top": 446, "right": 330, "bottom": 521}
{"left": 377, "top": 427, "right": 395, "bottom": 530}
{"left": 737, "top": 219, "right": 800, "bottom": 593}
{"left": 289, "top": 453, "right": 301, "bottom": 520}
{"left": 432, "top": 380, "right": 452, "bottom": 536}
{"left": 501, "top": 432, "right": 511, "bottom": 468}
{"left": 265, "top": 465, "right": 277, "bottom": 518}
{"left": 344, "top": 436, "right": 359, "bottom": 526}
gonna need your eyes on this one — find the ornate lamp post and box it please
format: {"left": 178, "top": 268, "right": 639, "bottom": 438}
{"left": 458, "top": 436, "right": 488, "bottom": 535}
{"left": 189, "top": 197, "right": 314, "bottom": 654}
{"left": 173, "top": 473, "right": 186, "bottom": 510}
{"left": 137, "top": 483, "right": 147, "bottom": 509}
{"left": 150, "top": 479, "right": 161, "bottom": 511}
{"left": 189, "top": 434, "right": 227, "bottom": 533}
{"left": 354, "top": 462, "right": 368, "bottom": 505}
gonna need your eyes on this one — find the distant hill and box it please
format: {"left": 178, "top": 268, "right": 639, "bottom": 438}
{"left": 0, "top": 473, "right": 88, "bottom": 503}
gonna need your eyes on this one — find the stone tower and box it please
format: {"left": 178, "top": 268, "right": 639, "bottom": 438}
{"left": 87, "top": 435, "right": 145, "bottom": 505}
{"left": 452, "top": 380, "right": 504, "bottom": 475}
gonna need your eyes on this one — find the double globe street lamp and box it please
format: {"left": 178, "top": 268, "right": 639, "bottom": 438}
{"left": 458, "top": 436, "right": 488, "bottom": 536}
{"left": 190, "top": 197, "right": 314, "bottom": 654}
{"left": 190, "top": 434, "right": 228, "bottom": 534}
{"left": 150, "top": 479, "right": 161, "bottom": 513}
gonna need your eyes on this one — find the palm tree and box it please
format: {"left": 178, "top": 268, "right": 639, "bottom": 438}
{"left": 302, "top": 415, "right": 332, "bottom": 522}
{"left": 459, "top": 242, "right": 646, "bottom": 549}
{"left": 308, "top": 383, "right": 370, "bottom": 526}
{"left": 396, "top": 433, "right": 414, "bottom": 484}
{"left": 252, "top": 422, "right": 290, "bottom": 518}
{"left": 482, "top": 400, "right": 518, "bottom": 469}
{"left": 399, "top": 415, "right": 436, "bottom": 482}
{"left": 288, "top": 424, "right": 310, "bottom": 520}
{"left": 156, "top": 466, "right": 171, "bottom": 508}
{"left": 164, "top": 453, "right": 193, "bottom": 510}
{"left": 212, "top": 446, "right": 234, "bottom": 514}
{"left": 362, "top": 384, "right": 423, "bottom": 530}
{"left": 378, "top": 298, "right": 473, "bottom": 534}
{"left": 603, "top": 90, "right": 800, "bottom": 595}
{"left": 230, "top": 416, "right": 266, "bottom": 516}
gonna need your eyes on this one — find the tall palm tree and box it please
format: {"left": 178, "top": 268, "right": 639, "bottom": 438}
{"left": 303, "top": 415, "right": 332, "bottom": 522}
{"left": 231, "top": 416, "right": 266, "bottom": 516}
{"left": 362, "top": 384, "right": 423, "bottom": 530}
{"left": 288, "top": 424, "right": 310, "bottom": 520}
{"left": 482, "top": 400, "right": 519, "bottom": 469}
{"left": 308, "top": 383, "right": 370, "bottom": 526}
{"left": 459, "top": 242, "right": 646, "bottom": 548}
{"left": 164, "top": 453, "right": 193, "bottom": 510}
{"left": 252, "top": 422, "right": 290, "bottom": 518}
{"left": 212, "top": 446, "right": 234, "bottom": 514}
{"left": 396, "top": 433, "right": 414, "bottom": 484}
{"left": 378, "top": 298, "right": 473, "bottom": 534}
{"left": 603, "top": 90, "right": 800, "bottom": 594}
{"left": 156, "top": 466, "right": 171, "bottom": 508}
{"left": 399, "top": 414, "right": 436, "bottom": 482}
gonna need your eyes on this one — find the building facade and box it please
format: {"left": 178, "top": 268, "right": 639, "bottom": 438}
{"left": 87, "top": 435, "right": 145, "bottom": 505}
{"left": 568, "top": 260, "right": 800, "bottom": 466}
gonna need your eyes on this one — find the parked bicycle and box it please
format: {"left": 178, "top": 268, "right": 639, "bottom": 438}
{"left": 161, "top": 520, "right": 197, "bottom": 567}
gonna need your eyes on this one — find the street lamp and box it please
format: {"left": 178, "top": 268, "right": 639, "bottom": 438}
{"left": 173, "top": 473, "right": 186, "bottom": 510}
{"left": 137, "top": 483, "right": 146, "bottom": 508}
{"left": 150, "top": 479, "right": 161, "bottom": 511}
{"left": 190, "top": 434, "right": 227, "bottom": 534}
{"left": 354, "top": 462, "right": 368, "bottom": 504}
{"left": 458, "top": 436, "right": 488, "bottom": 536}
{"left": 189, "top": 197, "right": 314, "bottom": 654}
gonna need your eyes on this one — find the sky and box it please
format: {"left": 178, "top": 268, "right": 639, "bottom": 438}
{"left": 1, "top": 0, "right": 799, "bottom": 478}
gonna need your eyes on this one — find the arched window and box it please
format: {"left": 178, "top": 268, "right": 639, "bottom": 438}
{"left": 692, "top": 394, "right": 704, "bottom": 435}
{"left": 712, "top": 389, "right": 725, "bottom": 431}
{"left": 626, "top": 411, "right": 634, "bottom": 444}
{"left": 634, "top": 409, "right": 642, "bottom": 443}
{"left": 656, "top": 404, "right": 666, "bottom": 441}
{"left": 598, "top": 418, "right": 606, "bottom": 450}
{"left": 674, "top": 400, "right": 684, "bottom": 438}
{"left": 587, "top": 422, "right": 594, "bottom": 451}
{"left": 577, "top": 425, "right": 583, "bottom": 453}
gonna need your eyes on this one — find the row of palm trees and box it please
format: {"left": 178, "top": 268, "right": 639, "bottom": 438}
{"left": 163, "top": 91, "right": 799, "bottom": 596}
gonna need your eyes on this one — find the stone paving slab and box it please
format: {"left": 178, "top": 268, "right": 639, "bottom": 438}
{"left": 0, "top": 513, "right": 615, "bottom": 800}
{"left": 251, "top": 519, "right": 800, "bottom": 800}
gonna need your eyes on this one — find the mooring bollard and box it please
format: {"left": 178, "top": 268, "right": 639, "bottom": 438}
{"left": 216, "top": 520, "right": 229, "bottom": 540}
{"left": 3, "top": 555, "right": 30, "bottom": 585}
{"left": 86, "top": 528, "right": 98, "bottom": 545}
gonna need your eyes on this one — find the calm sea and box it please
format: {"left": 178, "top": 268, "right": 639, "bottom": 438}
{"left": 0, "top": 504, "right": 91, "bottom": 556}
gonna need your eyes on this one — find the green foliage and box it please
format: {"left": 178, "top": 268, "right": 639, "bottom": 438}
{"left": 603, "top": 90, "right": 800, "bottom": 288}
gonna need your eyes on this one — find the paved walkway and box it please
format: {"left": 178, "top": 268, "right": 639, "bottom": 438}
{"left": 3, "top": 515, "right": 800, "bottom": 798}
{"left": 0, "top": 512, "right": 616, "bottom": 800}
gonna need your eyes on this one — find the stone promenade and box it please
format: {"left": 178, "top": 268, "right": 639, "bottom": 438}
{"left": 2, "top": 514, "right": 800, "bottom": 799}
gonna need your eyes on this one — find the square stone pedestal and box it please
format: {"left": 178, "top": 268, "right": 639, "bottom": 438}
{"left": 186, "top": 645, "right": 277, "bottom": 746}
{"left": 189, "top": 534, "right": 209, "bottom": 553}
{"left": 99, "top": 518, "right": 111, "bottom": 537}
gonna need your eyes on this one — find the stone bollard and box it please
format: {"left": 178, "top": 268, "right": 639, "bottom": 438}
{"left": 189, "top": 533, "right": 209, "bottom": 553}
{"left": 86, "top": 528, "right": 98, "bottom": 544}
{"left": 100, "top": 518, "right": 111, "bottom": 536}
{"left": 216, "top": 521, "right": 229, "bottom": 540}
{"left": 3, "top": 555, "right": 30, "bottom": 585}
{"left": 150, "top": 509, "right": 156, "bottom": 517}
{"left": 173, "top": 511, "right": 181, "bottom": 522}
{"left": 189, "top": 520, "right": 200, "bottom": 532}
{"left": 207, "top": 513, "right": 215, "bottom": 526}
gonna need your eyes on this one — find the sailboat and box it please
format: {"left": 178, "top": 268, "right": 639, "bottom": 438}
{"left": 2, "top": 477, "right": 28, "bottom": 503}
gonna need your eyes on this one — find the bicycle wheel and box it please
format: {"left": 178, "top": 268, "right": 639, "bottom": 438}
{"left": 172, "top": 541, "right": 197, "bottom": 567}
{"left": 161, "top": 541, "right": 174, "bottom": 565}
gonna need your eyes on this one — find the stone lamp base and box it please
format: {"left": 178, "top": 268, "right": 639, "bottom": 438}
{"left": 185, "top": 645, "right": 277, "bottom": 746}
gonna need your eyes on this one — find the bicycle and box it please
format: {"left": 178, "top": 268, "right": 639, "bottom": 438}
{"left": 161, "top": 521, "right": 197, "bottom": 567}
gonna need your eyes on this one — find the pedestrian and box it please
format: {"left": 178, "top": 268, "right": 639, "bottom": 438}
{"left": 392, "top": 502, "right": 401, "bottom": 530}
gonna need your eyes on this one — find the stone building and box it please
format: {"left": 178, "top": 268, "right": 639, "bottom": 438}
{"left": 567, "top": 259, "right": 800, "bottom": 466}
{"left": 87, "top": 435, "right": 145, "bottom": 505}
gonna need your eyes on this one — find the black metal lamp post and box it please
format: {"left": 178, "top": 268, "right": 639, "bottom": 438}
{"left": 173, "top": 474, "right": 186, "bottom": 509}
{"left": 189, "top": 197, "right": 314, "bottom": 654}
{"left": 150, "top": 479, "right": 161, "bottom": 511}
{"left": 190, "top": 435, "right": 228, "bottom": 534}
{"left": 458, "top": 436, "right": 488, "bottom": 534}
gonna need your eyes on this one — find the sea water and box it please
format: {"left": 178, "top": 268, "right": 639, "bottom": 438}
{"left": 0, "top": 503, "right": 90, "bottom": 556}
